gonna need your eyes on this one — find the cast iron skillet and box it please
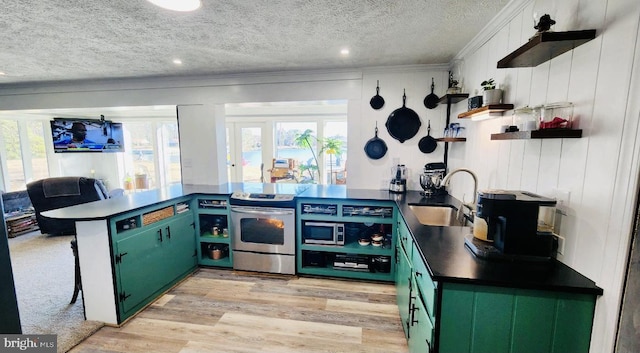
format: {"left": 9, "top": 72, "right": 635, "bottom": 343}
{"left": 370, "top": 80, "right": 385, "bottom": 110}
{"left": 418, "top": 120, "right": 437, "bottom": 153}
{"left": 385, "top": 90, "right": 421, "bottom": 143}
{"left": 364, "top": 125, "right": 388, "bottom": 160}
{"left": 423, "top": 78, "right": 439, "bottom": 109}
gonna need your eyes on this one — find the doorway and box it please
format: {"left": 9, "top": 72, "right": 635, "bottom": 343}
{"left": 225, "top": 100, "right": 348, "bottom": 185}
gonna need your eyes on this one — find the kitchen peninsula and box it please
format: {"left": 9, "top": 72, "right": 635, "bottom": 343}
{"left": 43, "top": 183, "right": 603, "bottom": 352}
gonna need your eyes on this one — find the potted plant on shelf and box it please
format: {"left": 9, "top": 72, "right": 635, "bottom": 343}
{"left": 481, "top": 78, "right": 503, "bottom": 106}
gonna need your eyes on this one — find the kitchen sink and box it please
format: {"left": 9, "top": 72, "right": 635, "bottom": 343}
{"left": 408, "top": 204, "right": 469, "bottom": 226}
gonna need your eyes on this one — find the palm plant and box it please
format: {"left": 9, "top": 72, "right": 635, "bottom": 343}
{"left": 294, "top": 129, "right": 320, "bottom": 181}
{"left": 319, "top": 137, "right": 343, "bottom": 184}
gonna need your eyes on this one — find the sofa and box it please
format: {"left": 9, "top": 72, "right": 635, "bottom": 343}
{"left": 26, "top": 177, "right": 110, "bottom": 236}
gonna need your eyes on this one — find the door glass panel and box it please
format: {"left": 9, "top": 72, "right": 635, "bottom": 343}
{"left": 240, "top": 218, "right": 284, "bottom": 245}
{"left": 226, "top": 127, "right": 231, "bottom": 182}
{"left": 323, "top": 121, "right": 347, "bottom": 184}
{"left": 160, "top": 123, "right": 181, "bottom": 184}
{"left": 127, "top": 122, "right": 157, "bottom": 189}
{"left": 241, "top": 127, "right": 263, "bottom": 182}
{"left": 0, "top": 120, "right": 25, "bottom": 191}
{"left": 27, "top": 121, "right": 49, "bottom": 183}
{"left": 275, "top": 122, "right": 317, "bottom": 183}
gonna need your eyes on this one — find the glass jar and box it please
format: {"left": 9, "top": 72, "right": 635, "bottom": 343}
{"left": 513, "top": 106, "right": 536, "bottom": 131}
{"left": 539, "top": 102, "right": 573, "bottom": 129}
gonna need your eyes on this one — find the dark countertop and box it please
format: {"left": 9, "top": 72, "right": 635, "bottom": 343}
{"left": 43, "top": 182, "right": 602, "bottom": 295}
{"left": 396, "top": 190, "right": 603, "bottom": 295}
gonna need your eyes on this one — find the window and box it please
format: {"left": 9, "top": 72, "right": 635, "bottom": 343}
{"left": 0, "top": 120, "right": 50, "bottom": 192}
{"left": 123, "top": 120, "right": 181, "bottom": 190}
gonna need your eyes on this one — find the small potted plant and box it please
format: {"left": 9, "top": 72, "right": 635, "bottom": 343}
{"left": 481, "top": 78, "right": 503, "bottom": 106}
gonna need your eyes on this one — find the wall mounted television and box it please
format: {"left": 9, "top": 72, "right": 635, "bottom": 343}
{"left": 51, "top": 118, "right": 125, "bottom": 153}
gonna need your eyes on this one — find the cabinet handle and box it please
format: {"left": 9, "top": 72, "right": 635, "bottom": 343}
{"left": 410, "top": 303, "right": 419, "bottom": 326}
{"left": 158, "top": 229, "right": 163, "bottom": 242}
{"left": 166, "top": 226, "right": 171, "bottom": 239}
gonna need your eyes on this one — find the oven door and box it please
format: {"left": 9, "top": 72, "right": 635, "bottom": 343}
{"left": 231, "top": 206, "right": 295, "bottom": 255}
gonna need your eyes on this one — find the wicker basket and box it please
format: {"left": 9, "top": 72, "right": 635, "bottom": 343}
{"left": 142, "top": 206, "right": 174, "bottom": 226}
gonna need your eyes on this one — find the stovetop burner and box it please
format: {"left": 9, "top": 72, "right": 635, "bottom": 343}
{"left": 230, "top": 183, "right": 311, "bottom": 207}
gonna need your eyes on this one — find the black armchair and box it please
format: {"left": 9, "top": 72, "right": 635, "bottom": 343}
{"left": 26, "top": 177, "right": 109, "bottom": 236}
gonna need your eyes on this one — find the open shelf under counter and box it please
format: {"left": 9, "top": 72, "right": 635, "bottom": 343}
{"left": 458, "top": 104, "right": 514, "bottom": 119}
{"left": 491, "top": 129, "right": 583, "bottom": 140}
{"left": 300, "top": 242, "right": 394, "bottom": 256}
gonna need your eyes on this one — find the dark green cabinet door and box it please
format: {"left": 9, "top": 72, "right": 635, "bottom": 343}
{"left": 408, "top": 282, "right": 434, "bottom": 353}
{"left": 114, "top": 226, "right": 166, "bottom": 316}
{"left": 438, "top": 282, "right": 597, "bottom": 353}
{"left": 162, "top": 212, "right": 197, "bottom": 282}
{"left": 396, "top": 245, "right": 412, "bottom": 337}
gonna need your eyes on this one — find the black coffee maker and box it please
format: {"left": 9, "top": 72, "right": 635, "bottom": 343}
{"left": 467, "top": 190, "right": 557, "bottom": 261}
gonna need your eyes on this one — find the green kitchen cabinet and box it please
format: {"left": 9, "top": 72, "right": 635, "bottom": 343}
{"left": 408, "top": 275, "right": 434, "bottom": 353}
{"left": 396, "top": 240, "right": 412, "bottom": 335}
{"left": 296, "top": 198, "right": 397, "bottom": 281}
{"left": 437, "top": 283, "right": 596, "bottom": 353}
{"left": 193, "top": 196, "right": 232, "bottom": 268}
{"left": 110, "top": 199, "right": 197, "bottom": 322}
{"left": 401, "top": 223, "right": 597, "bottom": 353}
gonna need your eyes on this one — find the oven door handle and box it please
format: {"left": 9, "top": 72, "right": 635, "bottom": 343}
{"left": 231, "top": 207, "right": 294, "bottom": 216}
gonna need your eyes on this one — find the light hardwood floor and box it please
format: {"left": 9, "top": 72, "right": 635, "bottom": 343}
{"left": 70, "top": 268, "right": 408, "bottom": 353}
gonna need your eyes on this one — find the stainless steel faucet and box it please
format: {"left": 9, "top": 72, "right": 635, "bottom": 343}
{"left": 442, "top": 168, "right": 478, "bottom": 215}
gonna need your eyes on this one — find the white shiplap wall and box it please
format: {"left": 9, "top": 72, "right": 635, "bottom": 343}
{"left": 445, "top": 0, "right": 640, "bottom": 352}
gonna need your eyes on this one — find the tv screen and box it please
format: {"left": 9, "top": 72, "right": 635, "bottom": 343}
{"left": 51, "top": 119, "right": 125, "bottom": 153}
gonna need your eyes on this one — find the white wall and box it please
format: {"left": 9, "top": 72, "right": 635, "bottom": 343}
{"left": 446, "top": 0, "right": 640, "bottom": 352}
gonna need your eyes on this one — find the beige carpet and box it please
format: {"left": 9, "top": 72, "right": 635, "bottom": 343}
{"left": 8, "top": 231, "right": 104, "bottom": 353}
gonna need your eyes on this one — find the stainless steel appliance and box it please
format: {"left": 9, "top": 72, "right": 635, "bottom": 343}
{"left": 419, "top": 162, "right": 446, "bottom": 196}
{"left": 230, "top": 184, "right": 308, "bottom": 275}
{"left": 466, "top": 190, "right": 557, "bottom": 261}
{"left": 302, "top": 222, "right": 345, "bottom": 245}
{"left": 389, "top": 164, "right": 407, "bottom": 193}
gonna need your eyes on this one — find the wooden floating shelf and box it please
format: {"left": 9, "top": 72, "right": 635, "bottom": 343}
{"left": 438, "top": 93, "right": 469, "bottom": 104}
{"left": 458, "top": 104, "right": 514, "bottom": 119}
{"left": 436, "top": 137, "right": 466, "bottom": 142}
{"left": 498, "top": 30, "right": 597, "bottom": 68}
{"left": 491, "top": 129, "right": 583, "bottom": 140}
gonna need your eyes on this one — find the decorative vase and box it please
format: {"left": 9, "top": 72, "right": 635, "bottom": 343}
{"left": 483, "top": 89, "right": 503, "bottom": 106}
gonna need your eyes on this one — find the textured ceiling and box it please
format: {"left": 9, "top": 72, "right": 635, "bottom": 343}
{"left": 0, "top": 0, "right": 509, "bottom": 87}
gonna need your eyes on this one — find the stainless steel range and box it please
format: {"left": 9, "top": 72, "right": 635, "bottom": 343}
{"left": 230, "top": 184, "right": 309, "bottom": 275}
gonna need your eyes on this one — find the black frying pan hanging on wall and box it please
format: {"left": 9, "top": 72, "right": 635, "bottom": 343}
{"left": 424, "top": 78, "right": 439, "bottom": 109}
{"left": 418, "top": 120, "right": 437, "bottom": 153}
{"left": 385, "top": 89, "right": 421, "bottom": 143}
{"left": 370, "top": 80, "right": 385, "bottom": 110}
{"left": 364, "top": 123, "right": 388, "bottom": 160}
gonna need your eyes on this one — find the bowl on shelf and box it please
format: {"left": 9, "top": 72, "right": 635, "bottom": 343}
{"left": 371, "top": 240, "right": 383, "bottom": 247}
{"left": 358, "top": 238, "right": 370, "bottom": 246}
{"left": 371, "top": 233, "right": 384, "bottom": 242}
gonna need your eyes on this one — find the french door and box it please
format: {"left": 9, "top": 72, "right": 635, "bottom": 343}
{"left": 227, "top": 123, "right": 273, "bottom": 183}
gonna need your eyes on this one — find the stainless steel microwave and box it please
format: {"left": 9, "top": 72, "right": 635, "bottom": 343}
{"left": 303, "top": 222, "right": 345, "bottom": 245}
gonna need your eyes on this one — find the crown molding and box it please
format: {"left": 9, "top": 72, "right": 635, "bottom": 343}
{"left": 454, "top": 0, "right": 531, "bottom": 61}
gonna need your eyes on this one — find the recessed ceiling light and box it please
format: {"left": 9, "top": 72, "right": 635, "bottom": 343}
{"left": 340, "top": 48, "right": 350, "bottom": 55}
{"left": 0, "top": 71, "right": 6, "bottom": 76}
{"left": 147, "top": 0, "right": 201, "bottom": 12}
{"left": 173, "top": 59, "right": 183, "bottom": 65}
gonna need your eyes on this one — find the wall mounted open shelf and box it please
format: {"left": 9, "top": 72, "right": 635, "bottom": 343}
{"left": 498, "top": 29, "right": 596, "bottom": 68}
{"left": 491, "top": 129, "right": 582, "bottom": 140}
{"left": 438, "top": 93, "right": 469, "bottom": 104}
{"left": 458, "top": 104, "right": 514, "bottom": 119}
